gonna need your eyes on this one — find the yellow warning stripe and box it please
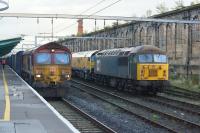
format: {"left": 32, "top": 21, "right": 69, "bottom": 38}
{"left": 2, "top": 69, "right": 10, "bottom": 121}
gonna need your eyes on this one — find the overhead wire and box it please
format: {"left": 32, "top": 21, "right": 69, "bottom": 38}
{"left": 53, "top": 0, "right": 108, "bottom": 34}
{"left": 54, "top": 0, "right": 123, "bottom": 34}
{"left": 79, "top": 0, "right": 108, "bottom": 14}
{"left": 90, "top": 0, "right": 122, "bottom": 16}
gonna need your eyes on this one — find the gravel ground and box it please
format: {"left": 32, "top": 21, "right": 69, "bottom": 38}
{"left": 65, "top": 87, "right": 170, "bottom": 133}
{"left": 138, "top": 97, "right": 200, "bottom": 124}
{"left": 75, "top": 79, "right": 200, "bottom": 126}
{"left": 100, "top": 88, "right": 200, "bottom": 125}
{"left": 77, "top": 84, "right": 199, "bottom": 133}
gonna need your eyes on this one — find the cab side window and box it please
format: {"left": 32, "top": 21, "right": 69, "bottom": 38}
{"left": 91, "top": 55, "right": 96, "bottom": 62}
{"left": 133, "top": 55, "right": 138, "bottom": 63}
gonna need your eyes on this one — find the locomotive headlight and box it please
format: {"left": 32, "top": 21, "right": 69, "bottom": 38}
{"left": 65, "top": 74, "right": 70, "bottom": 78}
{"left": 36, "top": 74, "right": 41, "bottom": 78}
{"left": 61, "top": 70, "right": 70, "bottom": 78}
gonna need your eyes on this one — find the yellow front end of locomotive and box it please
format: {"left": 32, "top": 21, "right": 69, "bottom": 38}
{"left": 34, "top": 65, "right": 71, "bottom": 85}
{"left": 137, "top": 64, "right": 168, "bottom": 80}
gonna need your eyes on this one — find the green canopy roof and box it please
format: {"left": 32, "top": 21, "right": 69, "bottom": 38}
{"left": 0, "top": 37, "right": 22, "bottom": 57}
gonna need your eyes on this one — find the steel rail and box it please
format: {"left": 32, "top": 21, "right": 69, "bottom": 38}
{"left": 164, "top": 88, "right": 200, "bottom": 100}
{"left": 71, "top": 80, "right": 200, "bottom": 132}
{"left": 156, "top": 95, "right": 200, "bottom": 110}
{"left": 143, "top": 97, "right": 200, "bottom": 116}
{"left": 168, "top": 86, "right": 200, "bottom": 97}
{"left": 62, "top": 98, "right": 116, "bottom": 133}
{"left": 71, "top": 81, "right": 178, "bottom": 133}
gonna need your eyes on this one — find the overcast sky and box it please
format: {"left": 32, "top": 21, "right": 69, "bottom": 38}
{"left": 0, "top": 0, "right": 197, "bottom": 51}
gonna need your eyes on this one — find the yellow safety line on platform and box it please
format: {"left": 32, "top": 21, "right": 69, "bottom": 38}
{"left": 2, "top": 69, "right": 10, "bottom": 121}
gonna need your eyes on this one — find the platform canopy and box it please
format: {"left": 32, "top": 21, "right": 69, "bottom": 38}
{"left": 0, "top": 37, "right": 22, "bottom": 57}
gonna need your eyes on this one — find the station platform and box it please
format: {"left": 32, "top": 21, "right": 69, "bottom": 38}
{"left": 0, "top": 65, "right": 79, "bottom": 133}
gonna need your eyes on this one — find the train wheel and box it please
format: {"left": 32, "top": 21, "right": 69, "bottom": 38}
{"left": 28, "top": 75, "right": 33, "bottom": 85}
{"left": 103, "top": 78, "right": 108, "bottom": 86}
{"left": 150, "top": 91, "right": 157, "bottom": 95}
{"left": 130, "top": 89, "right": 137, "bottom": 94}
{"left": 84, "top": 73, "right": 88, "bottom": 80}
{"left": 117, "top": 86, "right": 122, "bottom": 91}
{"left": 99, "top": 77, "right": 104, "bottom": 85}
{"left": 117, "top": 82, "right": 123, "bottom": 91}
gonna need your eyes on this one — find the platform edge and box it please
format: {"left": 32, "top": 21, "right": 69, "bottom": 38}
{"left": 9, "top": 67, "right": 80, "bottom": 133}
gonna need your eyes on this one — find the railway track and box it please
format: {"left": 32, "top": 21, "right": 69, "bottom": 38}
{"left": 147, "top": 95, "right": 200, "bottom": 115}
{"left": 48, "top": 98, "right": 116, "bottom": 133}
{"left": 164, "top": 86, "right": 200, "bottom": 100}
{"left": 71, "top": 79, "right": 200, "bottom": 133}
{"left": 72, "top": 79, "right": 200, "bottom": 115}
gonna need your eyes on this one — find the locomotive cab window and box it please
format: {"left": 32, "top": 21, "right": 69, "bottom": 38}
{"left": 138, "top": 54, "right": 153, "bottom": 63}
{"left": 138, "top": 54, "right": 167, "bottom": 63}
{"left": 91, "top": 55, "right": 96, "bottom": 62}
{"left": 36, "top": 53, "right": 51, "bottom": 64}
{"left": 54, "top": 53, "right": 70, "bottom": 65}
{"left": 132, "top": 55, "right": 138, "bottom": 63}
{"left": 154, "top": 54, "right": 167, "bottom": 63}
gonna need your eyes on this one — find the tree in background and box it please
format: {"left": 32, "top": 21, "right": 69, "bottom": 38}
{"left": 190, "top": 0, "right": 200, "bottom": 5}
{"left": 83, "top": 30, "right": 88, "bottom": 35}
{"left": 142, "top": 0, "right": 200, "bottom": 18}
{"left": 146, "top": 9, "right": 152, "bottom": 17}
{"left": 156, "top": 2, "right": 169, "bottom": 14}
{"left": 132, "top": 14, "right": 137, "bottom": 17}
{"left": 112, "top": 22, "right": 119, "bottom": 27}
{"left": 173, "top": 0, "right": 185, "bottom": 9}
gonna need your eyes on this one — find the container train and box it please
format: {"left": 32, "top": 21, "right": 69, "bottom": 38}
{"left": 7, "top": 42, "right": 72, "bottom": 97}
{"left": 72, "top": 45, "right": 169, "bottom": 94}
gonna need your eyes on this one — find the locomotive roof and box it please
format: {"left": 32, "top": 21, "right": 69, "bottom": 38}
{"left": 72, "top": 50, "right": 99, "bottom": 58}
{"left": 97, "top": 45, "right": 166, "bottom": 56}
{"left": 23, "top": 42, "right": 70, "bottom": 55}
{"left": 16, "top": 51, "right": 24, "bottom": 54}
